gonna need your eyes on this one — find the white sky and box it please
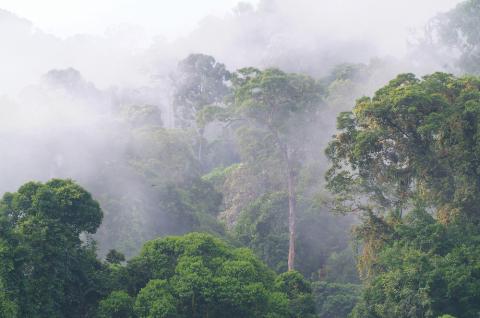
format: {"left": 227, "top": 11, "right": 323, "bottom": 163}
{"left": 0, "top": 0, "right": 259, "bottom": 39}
{"left": 0, "top": 0, "right": 465, "bottom": 62}
{"left": 0, "top": 0, "right": 463, "bottom": 47}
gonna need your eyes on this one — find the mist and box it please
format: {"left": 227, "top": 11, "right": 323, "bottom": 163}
{"left": 4, "top": 1, "right": 480, "bottom": 317}
{"left": 0, "top": 0, "right": 464, "bottom": 255}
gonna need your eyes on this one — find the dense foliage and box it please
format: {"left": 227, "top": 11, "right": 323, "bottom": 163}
{"left": 8, "top": 2, "right": 480, "bottom": 314}
{"left": 0, "top": 180, "right": 320, "bottom": 318}
{"left": 350, "top": 209, "right": 480, "bottom": 318}
{"left": 327, "top": 72, "right": 480, "bottom": 220}
{"left": 119, "top": 232, "right": 316, "bottom": 318}
{"left": 326, "top": 72, "right": 480, "bottom": 317}
{"left": 0, "top": 179, "right": 103, "bottom": 317}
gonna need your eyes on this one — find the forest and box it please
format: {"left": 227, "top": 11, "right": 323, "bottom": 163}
{"left": 1, "top": 0, "right": 480, "bottom": 317}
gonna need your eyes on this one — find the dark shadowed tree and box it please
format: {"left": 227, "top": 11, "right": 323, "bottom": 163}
{"left": 0, "top": 179, "right": 103, "bottom": 317}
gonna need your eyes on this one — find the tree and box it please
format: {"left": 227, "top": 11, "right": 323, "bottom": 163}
{"left": 157, "top": 177, "right": 224, "bottom": 237}
{"left": 326, "top": 72, "right": 480, "bottom": 224}
{"left": 95, "top": 109, "right": 203, "bottom": 257}
{"left": 106, "top": 249, "right": 126, "bottom": 264}
{"left": 326, "top": 72, "right": 480, "bottom": 317}
{"left": 98, "top": 291, "right": 135, "bottom": 318}
{"left": 350, "top": 209, "right": 480, "bottom": 318}
{"left": 0, "top": 280, "right": 17, "bottom": 318}
{"left": 233, "top": 192, "right": 354, "bottom": 276}
{"left": 274, "top": 271, "right": 317, "bottom": 318}
{"left": 119, "top": 232, "right": 314, "bottom": 318}
{"left": 128, "top": 127, "right": 200, "bottom": 186}
{"left": 312, "top": 281, "right": 361, "bottom": 318}
{"left": 134, "top": 280, "right": 177, "bottom": 318}
{"left": 425, "top": 0, "right": 480, "bottom": 74}
{"left": 207, "top": 67, "right": 323, "bottom": 270}
{"left": 172, "top": 54, "right": 231, "bottom": 167}
{"left": 0, "top": 179, "right": 103, "bottom": 317}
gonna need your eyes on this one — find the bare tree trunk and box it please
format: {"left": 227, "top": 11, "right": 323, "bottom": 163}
{"left": 198, "top": 127, "right": 205, "bottom": 172}
{"left": 284, "top": 146, "right": 296, "bottom": 271}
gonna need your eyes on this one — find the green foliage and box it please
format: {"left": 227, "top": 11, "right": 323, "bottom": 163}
{"left": 172, "top": 53, "right": 230, "bottom": 130}
{"left": 134, "top": 280, "right": 177, "bottom": 318}
{"left": 312, "top": 281, "right": 361, "bottom": 318}
{"left": 0, "top": 177, "right": 318, "bottom": 318}
{"left": 126, "top": 233, "right": 271, "bottom": 316}
{"left": 0, "top": 280, "right": 18, "bottom": 318}
{"left": 94, "top": 123, "right": 203, "bottom": 257}
{"left": 351, "top": 210, "right": 480, "bottom": 318}
{"left": 327, "top": 72, "right": 480, "bottom": 318}
{"left": 327, "top": 72, "right": 480, "bottom": 222}
{"left": 18, "top": 178, "right": 104, "bottom": 234}
{"left": 157, "top": 177, "right": 224, "bottom": 236}
{"left": 172, "top": 53, "right": 232, "bottom": 171}
{"left": 98, "top": 291, "right": 135, "bottom": 318}
{"left": 203, "top": 67, "right": 326, "bottom": 271}
{"left": 106, "top": 249, "right": 126, "bottom": 264}
{"left": 234, "top": 192, "right": 289, "bottom": 272}
{"left": 234, "top": 192, "right": 355, "bottom": 277}
{"left": 96, "top": 124, "right": 218, "bottom": 256}
{"left": 230, "top": 68, "right": 322, "bottom": 135}
{"left": 128, "top": 127, "right": 200, "bottom": 185}
{"left": 0, "top": 179, "right": 104, "bottom": 318}
{"left": 118, "top": 232, "right": 314, "bottom": 318}
{"left": 201, "top": 163, "right": 241, "bottom": 188}
{"left": 274, "top": 271, "right": 317, "bottom": 318}
{"left": 323, "top": 248, "right": 360, "bottom": 284}
{"left": 222, "top": 67, "right": 324, "bottom": 183}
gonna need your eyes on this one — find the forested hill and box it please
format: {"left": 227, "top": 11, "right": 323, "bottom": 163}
{"left": 2, "top": 0, "right": 480, "bottom": 317}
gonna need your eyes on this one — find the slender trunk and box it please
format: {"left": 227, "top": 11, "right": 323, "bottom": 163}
{"left": 198, "top": 127, "right": 205, "bottom": 172}
{"left": 284, "top": 145, "right": 296, "bottom": 271}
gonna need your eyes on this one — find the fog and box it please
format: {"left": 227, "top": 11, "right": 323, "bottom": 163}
{"left": 0, "top": 0, "right": 463, "bottom": 93}
{"left": 0, "top": 0, "right": 464, "bottom": 255}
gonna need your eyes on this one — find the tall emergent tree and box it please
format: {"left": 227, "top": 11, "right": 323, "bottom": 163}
{"left": 207, "top": 68, "right": 322, "bottom": 270}
{"left": 326, "top": 72, "right": 480, "bottom": 317}
{"left": 172, "top": 54, "right": 231, "bottom": 167}
{"left": 326, "top": 72, "right": 480, "bottom": 223}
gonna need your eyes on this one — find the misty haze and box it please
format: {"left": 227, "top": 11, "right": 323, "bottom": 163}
{"left": 1, "top": 0, "right": 479, "bottom": 317}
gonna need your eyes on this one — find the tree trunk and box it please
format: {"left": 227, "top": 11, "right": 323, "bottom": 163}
{"left": 284, "top": 146, "right": 296, "bottom": 271}
{"left": 198, "top": 127, "right": 205, "bottom": 172}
